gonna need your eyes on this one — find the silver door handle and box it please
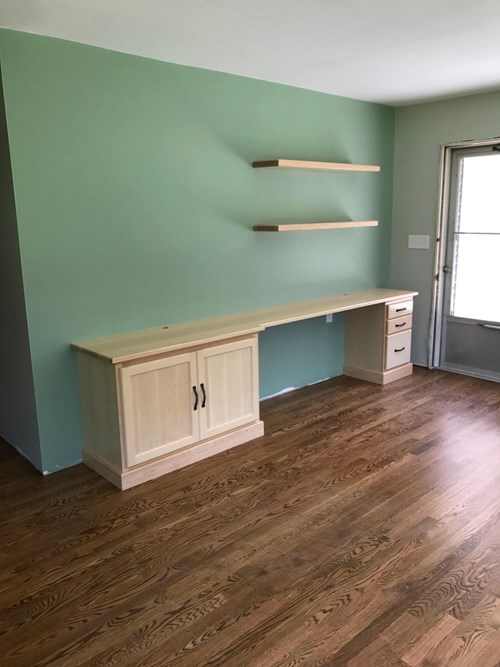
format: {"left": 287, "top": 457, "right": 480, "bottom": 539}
{"left": 478, "top": 323, "right": 500, "bottom": 331}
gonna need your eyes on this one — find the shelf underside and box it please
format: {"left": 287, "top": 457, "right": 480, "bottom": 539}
{"left": 254, "top": 221, "right": 379, "bottom": 232}
{"left": 252, "top": 159, "right": 380, "bottom": 173}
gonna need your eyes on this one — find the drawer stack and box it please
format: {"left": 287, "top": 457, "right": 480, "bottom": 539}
{"left": 385, "top": 300, "right": 413, "bottom": 370}
{"left": 343, "top": 296, "right": 415, "bottom": 385}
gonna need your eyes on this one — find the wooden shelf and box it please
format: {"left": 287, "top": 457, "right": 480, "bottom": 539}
{"left": 254, "top": 221, "right": 379, "bottom": 232}
{"left": 252, "top": 159, "right": 380, "bottom": 173}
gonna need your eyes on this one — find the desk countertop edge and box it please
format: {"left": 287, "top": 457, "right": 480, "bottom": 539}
{"left": 72, "top": 288, "right": 418, "bottom": 365}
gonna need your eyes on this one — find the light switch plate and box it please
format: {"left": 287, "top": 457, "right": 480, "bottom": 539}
{"left": 408, "top": 234, "right": 430, "bottom": 249}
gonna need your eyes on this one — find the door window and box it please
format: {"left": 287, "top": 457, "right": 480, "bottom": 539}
{"left": 450, "top": 152, "right": 500, "bottom": 323}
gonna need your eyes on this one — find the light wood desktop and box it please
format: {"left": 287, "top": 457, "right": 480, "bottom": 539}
{"left": 73, "top": 287, "right": 417, "bottom": 489}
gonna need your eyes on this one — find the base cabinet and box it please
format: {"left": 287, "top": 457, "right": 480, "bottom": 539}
{"left": 77, "top": 335, "right": 262, "bottom": 489}
{"left": 384, "top": 300, "right": 413, "bottom": 374}
{"left": 73, "top": 289, "right": 417, "bottom": 489}
{"left": 343, "top": 298, "right": 414, "bottom": 384}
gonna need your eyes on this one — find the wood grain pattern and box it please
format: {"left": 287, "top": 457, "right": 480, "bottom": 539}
{"left": 197, "top": 336, "right": 259, "bottom": 440}
{"left": 344, "top": 303, "right": 385, "bottom": 371}
{"left": 120, "top": 350, "right": 200, "bottom": 466}
{"left": 76, "top": 351, "right": 123, "bottom": 469}
{"left": 1, "top": 368, "right": 499, "bottom": 666}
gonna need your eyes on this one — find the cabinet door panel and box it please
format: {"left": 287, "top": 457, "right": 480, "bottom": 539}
{"left": 197, "top": 338, "right": 259, "bottom": 440}
{"left": 120, "top": 353, "right": 199, "bottom": 466}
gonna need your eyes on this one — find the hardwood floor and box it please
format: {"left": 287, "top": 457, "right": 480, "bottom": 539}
{"left": 1, "top": 368, "right": 500, "bottom": 666}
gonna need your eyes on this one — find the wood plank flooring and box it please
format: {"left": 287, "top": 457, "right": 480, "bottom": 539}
{"left": 1, "top": 368, "right": 500, "bottom": 666}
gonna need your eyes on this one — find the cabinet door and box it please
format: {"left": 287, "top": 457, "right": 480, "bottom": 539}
{"left": 197, "top": 337, "right": 259, "bottom": 441}
{"left": 120, "top": 353, "right": 200, "bottom": 467}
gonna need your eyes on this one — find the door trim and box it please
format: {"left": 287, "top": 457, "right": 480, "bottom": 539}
{"left": 430, "top": 137, "right": 500, "bottom": 370}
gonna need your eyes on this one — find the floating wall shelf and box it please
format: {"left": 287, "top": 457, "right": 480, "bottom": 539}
{"left": 252, "top": 159, "right": 380, "bottom": 173}
{"left": 254, "top": 221, "right": 379, "bottom": 233}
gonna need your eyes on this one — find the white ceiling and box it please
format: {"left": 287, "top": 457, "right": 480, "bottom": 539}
{"left": 1, "top": 0, "right": 500, "bottom": 105}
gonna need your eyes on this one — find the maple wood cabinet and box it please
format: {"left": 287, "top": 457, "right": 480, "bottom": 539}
{"left": 76, "top": 335, "right": 262, "bottom": 489}
{"left": 73, "top": 288, "right": 417, "bottom": 489}
{"left": 120, "top": 337, "right": 260, "bottom": 467}
{"left": 343, "top": 298, "right": 414, "bottom": 384}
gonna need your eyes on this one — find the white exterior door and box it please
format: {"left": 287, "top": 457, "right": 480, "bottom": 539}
{"left": 439, "top": 145, "right": 500, "bottom": 381}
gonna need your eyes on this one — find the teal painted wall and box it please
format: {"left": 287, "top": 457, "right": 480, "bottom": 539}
{"left": 259, "top": 314, "right": 345, "bottom": 398}
{"left": 0, "top": 30, "right": 395, "bottom": 473}
{"left": 391, "top": 90, "right": 500, "bottom": 366}
{"left": 0, "top": 65, "right": 41, "bottom": 469}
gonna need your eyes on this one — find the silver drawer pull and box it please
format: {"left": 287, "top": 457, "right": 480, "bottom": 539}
{"left": 394, "top": 347, "right": 406, "bottom": 352}
{"left": 395, "top": 322, "right": 406, "bottom": 328}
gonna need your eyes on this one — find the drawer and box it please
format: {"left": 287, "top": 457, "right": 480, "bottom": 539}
{"left": 387, "top": 300, "right": 413, "bottom": 320}
{"left": 385, "top": 330, "right": 412, "bottom": 369}
{"left": 386, "top": 314, "right": 412, "bottom": 335}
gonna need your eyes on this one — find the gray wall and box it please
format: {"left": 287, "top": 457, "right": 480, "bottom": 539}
{"left": 391, "top": 90, "right": 500, "bottom": 366}
{"left": 0, "top": 66, "right": 42, "bottom": 470}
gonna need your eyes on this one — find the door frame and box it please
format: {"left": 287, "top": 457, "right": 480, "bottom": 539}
{"left": 429, "top": 136, "right": 500, "bottom": 370}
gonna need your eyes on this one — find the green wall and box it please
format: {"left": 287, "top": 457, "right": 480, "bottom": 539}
{"left": 0, "top": 30, "right": 395, "bottom": 473}
{"left": 0, "top": 65, "right": 41, "bottom": 469}
{"left": 391, "top": 90, "right": 500, "bottom": 366}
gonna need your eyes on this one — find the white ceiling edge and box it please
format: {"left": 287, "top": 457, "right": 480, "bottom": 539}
{"left": 1, "top": 0, "right": 500, "bottom": 106}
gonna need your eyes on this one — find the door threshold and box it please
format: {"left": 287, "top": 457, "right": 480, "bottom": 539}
{"left": 438, "top": 362, "right": 500, "bottom": 384}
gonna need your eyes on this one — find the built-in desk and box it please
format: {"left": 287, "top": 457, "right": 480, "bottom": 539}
{"left": 73, "top": 288, "right": 417, "bottom": 489}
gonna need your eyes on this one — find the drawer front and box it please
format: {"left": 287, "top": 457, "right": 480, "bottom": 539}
{"left": 387, "top": 300, "right": 413, "bottom": 320}
{"left": 385, "top": 330, "right": 412, "bottom": 369}
{"left": 386, "top": 314, "right": 413, "bottom": 335}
